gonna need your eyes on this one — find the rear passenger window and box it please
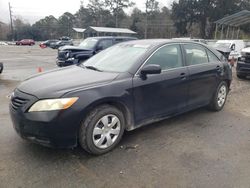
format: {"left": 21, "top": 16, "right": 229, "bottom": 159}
{"left": 184, "top": 44, "right": 208, "bottom": 65}
{"left": 145, "top": 44, "right": 183, "bottom": 70}
{"left": 207, "top": 50, "right": 219, "bottom": 62}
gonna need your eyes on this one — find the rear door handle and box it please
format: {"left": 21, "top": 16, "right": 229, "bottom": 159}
{"left": 180, "top": 72, "right": 186, "bottom": 80}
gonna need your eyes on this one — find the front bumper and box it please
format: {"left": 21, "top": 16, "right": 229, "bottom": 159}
{"left": 236, "top": 61, "right": 250, "bottom": 76}
{"left": 9, "top": 89, "right": 80, "bottom": 148}
{"left": 56, "top": 58, "right": 78, "bottom": 67}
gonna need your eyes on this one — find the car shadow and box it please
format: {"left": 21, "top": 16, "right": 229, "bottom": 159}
{"left": 17, "top": 106, "right": 212, "bottom": 160}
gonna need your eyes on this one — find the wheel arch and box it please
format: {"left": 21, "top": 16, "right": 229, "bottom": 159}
{"left": 80, "top": 98, "right": 135, "bottom": 131}
{"left": 223, "top": 79, "right": 231, "bottom": 90}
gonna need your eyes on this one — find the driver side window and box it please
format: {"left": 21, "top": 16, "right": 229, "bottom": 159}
{"left": 144, "top": 44, "right": 183, "bottom": 71}
{"left": 97, "top": 40, "right": 113, "bottom": 50}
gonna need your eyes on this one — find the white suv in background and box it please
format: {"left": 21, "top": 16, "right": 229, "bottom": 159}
{"left": 214, "top": 40, "right": 245, "bottom": 60}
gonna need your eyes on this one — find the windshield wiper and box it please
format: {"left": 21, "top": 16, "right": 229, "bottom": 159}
{"left": 85, "top": 65, "right": 102, "bottom": 72}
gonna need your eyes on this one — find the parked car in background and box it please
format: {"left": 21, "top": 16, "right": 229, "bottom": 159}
{"left": 56, "top": 36, "right": 137, "bottom": 67}
{"left": 50, "top": 36, "right": 73, "bottom": 49}
{"left": 0, "top": 62, "right": 3, "bottom": 74}
{"left": 214, "top": 40, "right": 245, "bottom": 60}
{"left": 237, "top": 47, "right": 250, "bottom": 79}
{"left": 10, "top": 40, "right": 232, "bottom": 155}
{"left": 39, "top": 40, "right": 59, "bottom": 48}
{"left": 7, "top": 41, "right": 16, "bottom": 45}
{"left": 16, "top": 39, "right": 35, "bottom": 46}
{"left": 0, "top": 41, "right": 8, "bottom": 45}
{"left": 191, "top": 39, "right": 207, "bottom": 44}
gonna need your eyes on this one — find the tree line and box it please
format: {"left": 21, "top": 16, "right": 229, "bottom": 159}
{"left": 0, "top": 0, "right": 249, "bottom": 41}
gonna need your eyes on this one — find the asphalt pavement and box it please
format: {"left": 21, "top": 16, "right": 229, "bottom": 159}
{"left": 0, "top": 45, "right": 250, "bottom": 188}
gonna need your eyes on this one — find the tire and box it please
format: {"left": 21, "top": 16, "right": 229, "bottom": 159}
{"left": 208, "top": 81, "right": 228, "bottom": 111}
{"left": 237, "top": 74, "right": 245, "bottom": 79}
{"left": 79, "top": 105, "right": 125, "bottom": 155}
{"left": 78, "top": 59, "right": 86, "bottom": 65}
{"left": 0, "top": 63, "right": 3, "bottom": 74}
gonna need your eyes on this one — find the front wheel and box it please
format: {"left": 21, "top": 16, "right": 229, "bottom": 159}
{"left": 77, "top": 59, "right": 86, "bottom": 65}
{"left": 208, "top": 81, "right": 228, "bottom": 111}
{"left": 0, "top": 63, "right": 3, "bottom": 74}
{"left": 79, "top": 105, "right": 125, "bottom": 155}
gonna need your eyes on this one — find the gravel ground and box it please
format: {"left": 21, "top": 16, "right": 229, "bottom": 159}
{"left": 0, "top": 45, "right": 250, "bottom": 188}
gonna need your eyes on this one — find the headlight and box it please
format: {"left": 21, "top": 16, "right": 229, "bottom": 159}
{"left": 241, "top": 52, "right": 246, "bottom": 56}
{"left": 28, "top": 97, "right": 78, "bottom": 112}
{"left": 65, "top": 52, "right": 70, "bottom": 58}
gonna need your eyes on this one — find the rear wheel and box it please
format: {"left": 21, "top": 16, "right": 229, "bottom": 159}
{"left": 208, "top": 81, "right": 228, "bottom": 111}
{"left": 237, "top": 74, "right": 246, "bottom": 79}
{"left": 79, "top": 105, "right": 125, "bottom": 155}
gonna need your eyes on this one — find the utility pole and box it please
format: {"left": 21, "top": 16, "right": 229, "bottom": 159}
{"left": 145, "top": 0, "right": 149, "bottom": 39}
{"left": 8, "top": 2, "right": 14, "bottom": 41}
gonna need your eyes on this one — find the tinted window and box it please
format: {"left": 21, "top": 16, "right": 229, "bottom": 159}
{"left": 184, "top": 44, "right": 208, "bottom": 65}
{"left": 207, "top": 50, "right": 219, "bottom": 62}
{"left": 114, "top": 38, "right": 125, "bottom": 44}
{"left": 145, "top": 44, "right": 183, "bottom": 70}
{"left": 98, "top": 39, "right": 113, "bottom": 49}
{"left": 79, "top": 38, "right": 98, "bottom": 49}
{"left": 83, "top": 44, "right": 148, "bottom": 72}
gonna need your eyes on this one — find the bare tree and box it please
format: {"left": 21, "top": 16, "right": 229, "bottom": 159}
{"left": 105, "top": 0, "right": 134, "bottom": 27}
{"left": 88, "top": 0, "right": 105, "bottom": 26}
{"left": 145, "top": 0, "right": 159, "bottom": 38}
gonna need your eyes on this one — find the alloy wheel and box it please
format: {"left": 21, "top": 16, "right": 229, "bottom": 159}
{"left": 217, "top": 85, "right": 227, "bottom": 107}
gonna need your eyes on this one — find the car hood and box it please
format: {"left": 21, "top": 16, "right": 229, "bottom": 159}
{"left": 241, "top": 47, "right": 250, "bottom": 53}
{"left": 17, "top": 66, "right": 119, "bottom": 99}
{"left": 59, "top": 45, "right": 92, "bottom": 51}
{"left": 215, "top": 47, "right": 231, "bottom": 53}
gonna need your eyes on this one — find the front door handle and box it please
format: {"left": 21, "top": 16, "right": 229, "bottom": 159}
{"left": 216, "top": 65, "right": 222, "bottom": 72}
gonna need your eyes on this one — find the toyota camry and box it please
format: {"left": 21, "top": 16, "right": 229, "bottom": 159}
{"left": 9, "top": 39, "right": 232, "bottom": 155}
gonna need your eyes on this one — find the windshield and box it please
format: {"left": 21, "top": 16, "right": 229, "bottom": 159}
{"left": 79, "top": 38, "right": 98, "bottom": 49}
{"left": 214, "top": 43, "right": 231, "bottom": 49}
{"left": 82, "top": 44, "right": 149, "bottom": 72}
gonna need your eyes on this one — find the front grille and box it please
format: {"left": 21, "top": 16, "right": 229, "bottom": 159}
{"left": 58, "top": 51, "right": 67, "bottom": 60}
{"left": 245, "top": 57, "right": 250, "bottom": 63}
{"left": 11, "top": 96, "right": 29, "bottom": 110}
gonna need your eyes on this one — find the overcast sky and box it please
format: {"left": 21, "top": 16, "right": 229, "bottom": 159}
{"left": 0, "top": 0, "right": 175, "bottom": 24}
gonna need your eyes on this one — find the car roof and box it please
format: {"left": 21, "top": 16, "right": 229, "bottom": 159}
{"left": 87, "top": 36, "right": 137, "bottom": 40}
{"left": 121, "top": 39, "right": 222, "bottom": 59}
{"left": 121, "top": 39, "right": 208, "bottom": 48}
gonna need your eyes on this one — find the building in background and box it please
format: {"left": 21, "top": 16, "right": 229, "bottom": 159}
{"left": 73, "top": 28, "right": 86, "bottom": 39}
{"left": 83, "top": 26, "right": 137, "bottom": 38}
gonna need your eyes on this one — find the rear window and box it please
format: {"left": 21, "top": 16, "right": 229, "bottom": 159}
{"left": 183, "top": 44, "right": 209, "bottom": 65}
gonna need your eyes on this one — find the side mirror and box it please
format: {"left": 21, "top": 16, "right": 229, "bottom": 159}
{"left": 231, "top": 45, "right": 235, "bottom": 51}
{"left": 140, "top": 64, "right": 161, "bottom": 76}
